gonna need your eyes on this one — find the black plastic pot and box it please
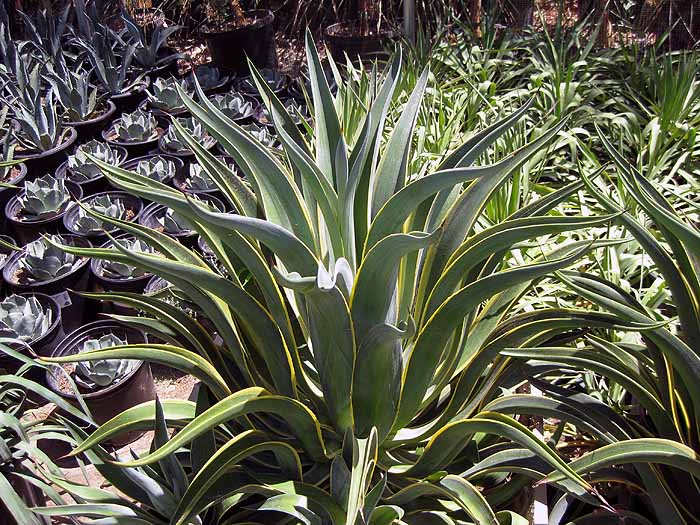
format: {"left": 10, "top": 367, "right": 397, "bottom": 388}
{"left": 5, "top": 181, "right": 83, "bottom": 245}
{"left": 63, "top": 191, "right": 144, "bottom": 245}
{"left": 55, "top": 145, "right": 128, "bottom": 197}
{"left": 2, "top": 235, "right": 92, "bottom": 334}
{"left": 45, "top": 320, "right": 156, "bottom": 447}
{"left": 186, "top": 65, "right": 232, "bottom": 95}
{"left": 324, "top": 21, "right": 399, "bottom": 63}
{"left": 0, "top": 163, "right": 27, "bottom": 231}
{"left": 14, "top": 126, "right": 78, "bottom": 180}
{"left": 121, "top": 154, "right": 185, "bottom": 185}
{"left": 202, "top": 10, "right": 277, "bottom": 75}
{"left": 173, "top": 170, "right": 221, "bottom": 199}
{"left": 110, "top": 76, "right": 151, "bottom": 113}
{"left": 139, "top": 195, "right": 223, "bottom": 248}
{"left": 64, "top": 100, "right": 117, "bottom": 143}
{"left": 102, "top": 122, "right": 164, "bottom": 159}
{"left": 89, "top": 237, "right": 153, "bottom": 315}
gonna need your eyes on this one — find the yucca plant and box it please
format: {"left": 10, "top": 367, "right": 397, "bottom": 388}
{"left": 44, "top": 36, "right": 639, "bottom": 523}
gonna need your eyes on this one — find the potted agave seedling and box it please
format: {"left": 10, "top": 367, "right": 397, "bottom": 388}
{"left": 5, "top": 174, "right": 82, "bottom": 244}
{"left": 0, "top": 235, "right": 17, "bottom": 294}
{"left": 240, "top": 123, "right": 280, "bottom": 150}
{"left": 2, "top": 234, "right": 92, "bottom": 332}
{"left": 209, "top": 91, "right": 256, "bottom": 123}
{"left": 200, "top": 1, "right": 276, "bottom": 74}
{"left": 140, "top": 195, "right": 223, "bottom": 248}
{"left": 45, "top": 321, "right": 156, "bottom": 446}
{"left": 0, "top": 293, "right": 63, "bottom": 360}
{"left": 47, "top": 58, "right": 116, "bottom": 142}
{"left": 56, "top": 140, "right": 128, "bottom": 196}
{"left": 11, "top": 91, "right": 78, "bottom": 176}
{"left": 236, "top": 68, "right": 288, "bottom": 99}
{"left": 141, "top": 77, "right": 191, "bottom": 123}
{"left": 158, "top": 117, "right": 216, "bottom": 158}
{"left": 122, "top": 154, "right": 183, "bottom": 185}
{"left": 185, "top": 64, "right": 231, "bottom": 94}
{"left": 102, "top": 109, "right": 163, "bottom": 158}
{"left": 173, "top": 162, "right": 227, "bottom": 196}
{"left": 121, "top": 9, "right": 182, "bottom": 79}
{"left": 63, "top": 192, "right": 144, "bottom": 243}
{"left": 90, "top": 236, "right": 154, "bottom": 296}
{"left": 80, "top": 26, "right": 151, "bottom": 112}
{"left": 254, "top": 98, "right": 310, "bottom": 130}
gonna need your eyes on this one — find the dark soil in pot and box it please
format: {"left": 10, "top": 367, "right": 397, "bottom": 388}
{"left": 5, "top": 181, "right": 83, "bottom": 245}
{"left": 64, "top": 100, "right": 117, "bottom": 143}
{"left": 102, "top": 122, "right": 164, "bottom": 159}
{"left": 13, "top": 126, "right": 78, "bottom": 179}
{"left": 63, "top": 191, "right": 144, "bottom": 245}
{"left": 45, "top": 320, "right": 156, "bottom": 447}
{"left": 2, "top": 235, "right": 92, "bottom": 335}
{"left": 110, "top": 76, "right": 151, "bottom": 113}
{"left": 202, "top": 10, "right": 277, "bottom": 75}
{"left": 55, "top": 145, "right": 128, "bottom": 197}
{"left": 324, "top": 20, "right": 399, "bottom": 63}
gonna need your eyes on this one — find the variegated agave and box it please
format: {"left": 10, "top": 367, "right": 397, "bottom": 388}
{"left": 43, "top": 35, "right": 650, "bottom": 525}
{"left": 66, "top": 140, "right": 125, "bottom": 182}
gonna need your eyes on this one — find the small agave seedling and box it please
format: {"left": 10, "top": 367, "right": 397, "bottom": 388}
{"left": 67, "top": 140, "right": 125, "bottom": 182}
{"left": 162, "top": 117, "right": 214, "bottom": 153}
{"left": 17, "top": 174, "right": 71, "bottom": 218}
{"left": 157, "top": 206, "right": 193, "bottom": 233}
{"left": 48, "top": 59, "right": 104, "bottom": 123}
{"left": 99, "top": 237, "right": 153, "bottom": 279}
{"left": 238, "top": 68, "right": 286, "bottom": 95}
{"left": 284, "top": 98, "right": 310, "bottom": 125}
{"left": 0, "top": 294, "right": 52, "bottom": 342}
{"left": 74, "top": 194, "right": 126, "bottom": 234}
{"left": 113, "top": 110, "right": 158, "bottom": 143}
{"left": 187, "top": 65, "right": 224, "bottom": 91}
{"left": 242, "top": 123, "right": 279, "bottom": 149}
{"left": 13, "top": 90, "right": 69, "bottom": 152}
{"left": 146, "top": 77, "right": 190, "bottom": 113}
{"left": 134, "top": 155, "right": 177, "bottom": 183}
{"left": 19, "top": 235, "right": 80, "bottom": 282}
{"left": 185, "top": 163, "right": 215, "bottom": 191}
{"left": 210, "top": 92, "right": 253, "bottom": 120}
{"left": 74, "top": 333, "right": 137, "bottom": 390}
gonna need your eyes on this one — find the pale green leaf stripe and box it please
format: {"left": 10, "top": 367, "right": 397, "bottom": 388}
{"left": 41, "top": 344, "right": 231, "bottom": 399}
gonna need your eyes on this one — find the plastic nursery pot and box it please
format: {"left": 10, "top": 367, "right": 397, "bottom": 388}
{"left": 101, "top": 120, "right": 164, "bottom": 159}
{"left": 89, "top": 237, "right": 153, "bottom": 315}
{"left": 173, "top": 170, "right": 222, "bottom": 200}
{"left": 109, "top": 76, "right": 152, "bottom": 113}
{"left": 324, "top": 21, "right": 399, "bottom": 64}
{"left": 121, "top": 154, "right": 185, "bottom": 185}
{"left": 13, "top": 126, "right": 78, "bottom": 179}
{"left": 2, "top": 235, "right": 92, "bottom": 334}
{"left": 55, "top": 145, "right": 129, "bottom": 197}
{"left": 4, "top": 181, "right": 83, "bottom": 245}
{"left": 64, "top": 100, "right": 117, "bottom": 143}
{"left": 139, "top": 195, "right": 224, "bottom": 248}
{"left": 138, "top": 98, "right": 189, "bottom": 128}
{"left": 203, "top": 10, "right": 277, "bottom": 75}
{"left": 45, "top": 320, "right": 156, "bottom": 447}
{"left": 62, "top": 191, "right": 144, "bottom": 245}
{"left": 0, "top": 163, "right": 27, "bottom": 231}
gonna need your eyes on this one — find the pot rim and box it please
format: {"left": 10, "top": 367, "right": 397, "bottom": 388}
{"left": 5, "top": 181, "right": 83, "bottom": 226}
{"left": 200, "top": 9, "right": 274, "bottom": 37}
{"left": 13, "top": 126, "right": 78, "bottom": 161}
{"left": 63, "top": 99, "right": 117, "bottom": 128}
{"left": 56, "top": 145, "right": 129, "bottom": 186}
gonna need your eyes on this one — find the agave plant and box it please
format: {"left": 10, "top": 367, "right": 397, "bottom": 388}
{"left": 19, "top": 235, "right": 81, "bottom": 282}
{"left": 47, "top": 59, "right": 105, "bottom": 123}
{"left": 183, "top": 163, "right": 215, "bottom": 191}
{"left": 112, "top": 110, "right": 159, "bottom": 143}
{"left": 237, "top": 68, "right": 286, "bottom": 96}
{"left": 209, "top": 92, "right": 254, "bottom": 121}
{"left": 146, "top": 77, "right": 190, "bottom": 113}
{"left": 17, "top": 174, "right": 71, "bottom": 218}
{"left": 74, "top": 194, "right": 127, "bottom": 234}
{"left": 66, "top": 140, "right": 125, "bottom": 183}
{"left": 156, "top": 207, "right": 193, "bottom": 233}
{"left": 12, "top": 91, "right": 70, "bottom": 153}
{"left": 0, "top": 57, "right": 43, "bottom": 111}
{"left": 134, "top": 155, "right": 178, "bottom": 183}
{"left": 0, "top": 294, "right": 52, "bottom": 342}
{"left": 121, "top": 9, "right": 181, "bottom": 71}
{"left": 75, "top": 333, "right": 137, "bottom": 390}
{"left": 42, "top": 36, "right": 648, "bottom": 524}
{"left": 242, "top": 122, "right": 279, "bottom": 149}
{"left": 79, "top": 26, "right": 140, "bottom": 96}
{"left": 98, "top": 237, "right": 153, "bottom": 279}
{"left": 187, "top": 65, "right": 226, "bottom": 92}
{"left": 161, "top": 117, "right": 215, "bottom": 153}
